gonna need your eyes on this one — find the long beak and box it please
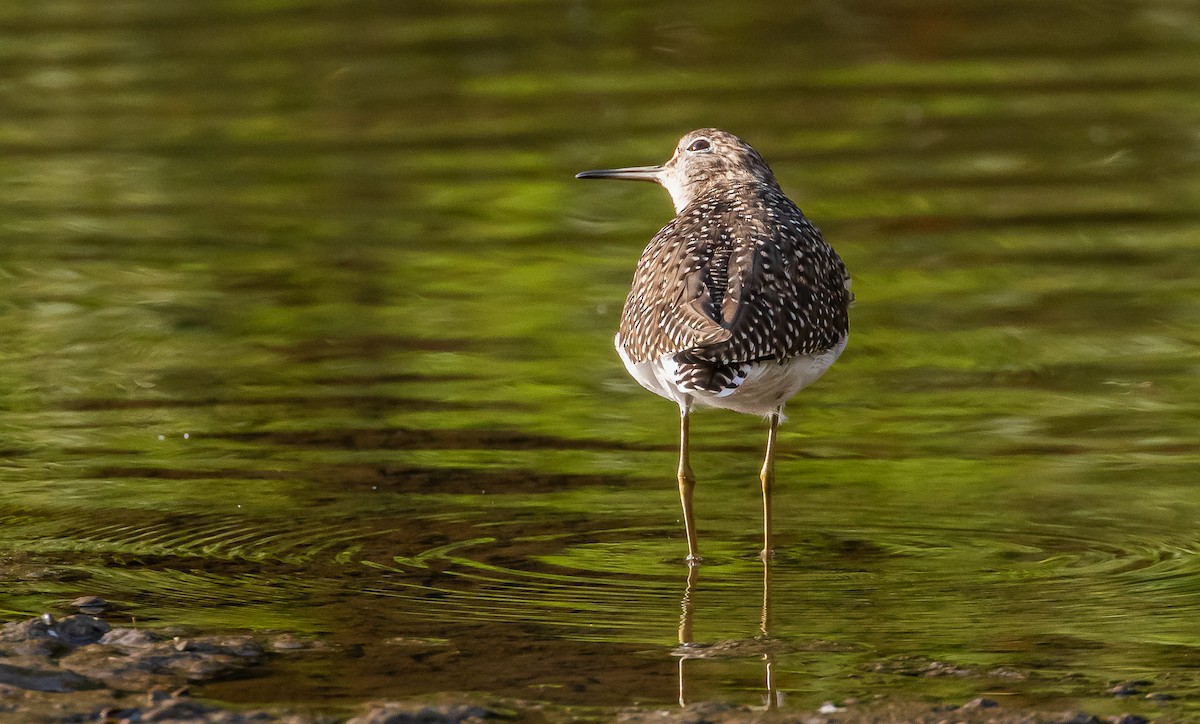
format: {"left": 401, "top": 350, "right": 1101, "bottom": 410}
{"left": 575, "top": 165, "right": 664, "bottom": 182}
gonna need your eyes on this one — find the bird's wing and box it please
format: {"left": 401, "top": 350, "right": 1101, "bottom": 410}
{"left": 693, "top": 195, "right": 851, "bottom": 366}
{"left": 617, "top": 217, "right": 732, "bottom": 363}
{"left": 617, "top": 192, "right": 850, "bottom": 395}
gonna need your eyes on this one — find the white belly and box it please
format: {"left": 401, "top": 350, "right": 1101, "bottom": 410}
{"left": 615, "top": 335, "right": 847, "bottom": 418}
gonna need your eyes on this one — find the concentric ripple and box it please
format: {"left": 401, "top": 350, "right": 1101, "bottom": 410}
{"left": 6, "top": 494, "right": 1198, "bottom": 651}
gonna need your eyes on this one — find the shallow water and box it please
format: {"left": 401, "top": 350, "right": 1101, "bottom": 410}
{"left": 1, "top": 0, "right": 1199, "bottom": 719}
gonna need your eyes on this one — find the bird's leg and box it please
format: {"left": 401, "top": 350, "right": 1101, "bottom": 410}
{"left": 677, "top": 400, "right": 701, "bottom": 565}
{"left": 759, "top": 407, "right": 782, "bottom": 560}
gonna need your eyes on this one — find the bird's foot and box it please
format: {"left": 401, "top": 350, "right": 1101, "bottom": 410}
{"left": 685, "top": 553, "right": 703, "bottom": 567}
{"left": 758, "top": 548, "right": 775, "bottom": 561}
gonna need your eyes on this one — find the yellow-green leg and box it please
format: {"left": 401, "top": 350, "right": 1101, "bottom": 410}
{"left": 759, "top": 408, "right": 781, "bottom": 560}
{"left": 678, "top": 400, "right": 701, "bottom": 564}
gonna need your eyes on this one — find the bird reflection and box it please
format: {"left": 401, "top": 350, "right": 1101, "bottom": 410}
{"left": 674, "top": 555, "right": 781, "bottom": 710}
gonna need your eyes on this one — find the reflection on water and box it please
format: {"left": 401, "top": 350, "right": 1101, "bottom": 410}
{"left": 676, "top": 560, "right": 781, "bottom": 711}
{"left": 1, "top": 0, "right": 1199, "bottom": 719}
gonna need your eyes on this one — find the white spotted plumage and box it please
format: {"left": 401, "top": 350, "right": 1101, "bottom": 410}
{"left": 576, "top": 128, "right": 852, "bottom": 562}
{"left": 603, "top": 129, "right": 852, "bottom": 418}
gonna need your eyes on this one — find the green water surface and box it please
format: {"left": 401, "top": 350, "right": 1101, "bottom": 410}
{"left": 1, "top": 0, "right": 1199, "bottom": 719}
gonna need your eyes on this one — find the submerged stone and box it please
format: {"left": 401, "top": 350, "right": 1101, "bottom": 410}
{"left": 100, "top": 627, "right": 160, "bottom": 649}
{"left": 348, "top": 701, "right": 496, "bottom": 724}
{"left": 0, "top": 617, "right": 54, "bottom": 642}
{"left": 961, "top": 696, "right": 998, "bottom": 710}
{"left": 71, "top": 595, "right": 109, "bottom": 614}
{"left": 0, "top": 661, "right": 97, "bottom": 693}
{"left": 54, "top": 614, "right": 111, "bottom": 646}
{"left": 58, "top": 633, "right": 264, "bottom": 691}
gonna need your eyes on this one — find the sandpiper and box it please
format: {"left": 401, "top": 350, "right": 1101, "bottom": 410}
{"left": 577, "top": 128, "right": 852, "bottom": 564}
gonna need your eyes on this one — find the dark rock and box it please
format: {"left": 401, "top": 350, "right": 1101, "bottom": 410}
{"left": 347, "top": 702, "right": 496, "bottom": 723}
{"left": 100, "top": 690, "right": 299, "bottom": 723}
{"left": 17, "top": 567, "right": 87, "bottom": 582}
{"left": 270, "top": 634, "right": 307, "bottom": 651}
{"left": 1145, "top": 691, "right": 1175, "bottom": 701}
{"left": 0, "top": 617, "right": 53, "bottom": 642}
{"left": 100, "top": 627, "right": 160, "bottom": 649}
{"left": 141, "top": 696, "right": 233, "bottom": 721}
{"left": 1053, "top": 713, "right": 1101, "bottom": 724}
{"left": 71, "top": 596, "right": 108, "bottom": 614}
{"left": 868, "top": 655, "right": 975, "bottom": 677}
{"left": 0, "top": 661, "right": 97, "bottom": 693}
{"left": 58, "top": 634, "right": 265, "bottom": 690}
{"left": 0, "top": 615, "right": 109, "bottom": 649}
{"left": 682, "top": 701, "right": 741, "bottom": 723}
{"left": 171, "top": 634, "right": 262, "bottom": 658}
{"left": 922, "top": 659, "right": 974, "bottom": 677}
{"left": 0, "top": 618, "right": 67, "bottom": 656}
{"left": 962, "top": 696, "right": 998, "bottom": 710}
{"left": 1108, "top": 679, "right": 1151, "bottom": 696}
{"left": 989, "top": 666, "right": 1029, "bottom": 679}
{"left": 53, "top": 614, "right": 111, "bottom": 646}
{"left": 1107, "top": 715, "right": 1148, "bottom": 724}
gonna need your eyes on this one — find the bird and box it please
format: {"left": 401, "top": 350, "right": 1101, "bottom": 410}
{"left": 576, "top": 128, "right": 851, "bottom": 565}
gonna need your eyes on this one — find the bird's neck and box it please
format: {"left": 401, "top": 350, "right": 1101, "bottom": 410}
{"left": 673, "top": 181, "right": 781, "bottom": 216}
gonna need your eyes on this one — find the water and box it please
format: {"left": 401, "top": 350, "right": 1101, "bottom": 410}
{"left": 1, "top": 0, "right": 1199, "bottom": 718}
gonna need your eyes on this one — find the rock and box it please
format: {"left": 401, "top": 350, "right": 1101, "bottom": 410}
{"left": 989, "top": 666, "right": 1029, "bottom": 679}
{"left": 348, "top": 702, "right": 496, "bottom": 723}
{"left": 962, "top": 696, "right": 999, "bottom": 710}
{"left": 682, "top": 701, "right": 742, "bottom": 720}
{"left": 922, "top": 660, "right": 974, "bottom": 677}
{"left": 1107, "top": 715, "right": 1148, "bottom": 724}
{"left": 1145, "top": 691, "right": 1174, "bottom": 701}
{"left": 100, "top": 689, "right": 301, "bottom": 723}
{"left": 0, "top": 617, "right": 69, "bottom": 655}
{"left": 171, "top": 634, "right": 263, "bottom": 658}
{"left": 0, "top": 617, "right": 54, "bottom": 642}
{"left": 57, "top": 634, "right": 265, "bottom": 690}
{"left": 1053, "top": 713, "right": 1101, "bottom": 724}
{"left": 3, "top": 638, "right": 61, "bottom": 657}
{"left": 1107, "top": 682, "right": 1142, "bottom": 697}
{"left": 140, "top": 696, "right": 234, "bottom": 721}
{"left": 1108, "top": 679, "right": 1151, "bottom": 698}
{"left": 0, "top": 661, "right": 97, "bottom": 693}
{"left": 868, "top": 655, "right": 976, "bottom": 678}
{"left": 100, "top": 627, "right": 160, "bottom": 649}
{"left": 71, "top": 596, "right": 108, "bottom": 614}
{"left": 270, "top": 634, "right": 308, "bottom": 651}
{"left": 53, "top": 614, "right": 111, "bottom": 646}
{"left": 0, "top": 615, "right": 109, "bottom": 648}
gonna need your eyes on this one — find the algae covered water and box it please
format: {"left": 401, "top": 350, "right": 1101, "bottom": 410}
{"left": 0, "top": 0, "right": 1198, "bottom": 720}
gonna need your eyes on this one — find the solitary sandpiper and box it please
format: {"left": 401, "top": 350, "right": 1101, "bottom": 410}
{"left": 577, "top": 128, "right": 852, "bottom": 564}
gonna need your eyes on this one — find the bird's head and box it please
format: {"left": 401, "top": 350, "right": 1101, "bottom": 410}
{"left": 576, "top": 128, "right": 778, "bottom": 213}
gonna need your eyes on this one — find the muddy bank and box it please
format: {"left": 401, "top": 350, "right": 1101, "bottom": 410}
{"left": 0, "top": 611, "right": 1181, "bottom": 723}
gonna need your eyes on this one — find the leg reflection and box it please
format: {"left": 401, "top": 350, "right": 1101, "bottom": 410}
{"left": 760, "top": 546, "right": 772, "bottom": 639}
{"left": 677, "top": 564, "right": 699, "bottom": 706}
{"left": 760, "top": 552, "right": 779, "bottom": 710}
{"left": 675, "top": 554, "right": 780, "bottom": 710}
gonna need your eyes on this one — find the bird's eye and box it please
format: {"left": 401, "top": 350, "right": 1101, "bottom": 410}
{"left": 686, "top": 138, "right": 711, "bottom": 152}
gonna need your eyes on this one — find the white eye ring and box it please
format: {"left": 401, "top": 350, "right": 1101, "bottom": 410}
{"left": 686, "top": 138, "right": 712, "bottom": 152}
